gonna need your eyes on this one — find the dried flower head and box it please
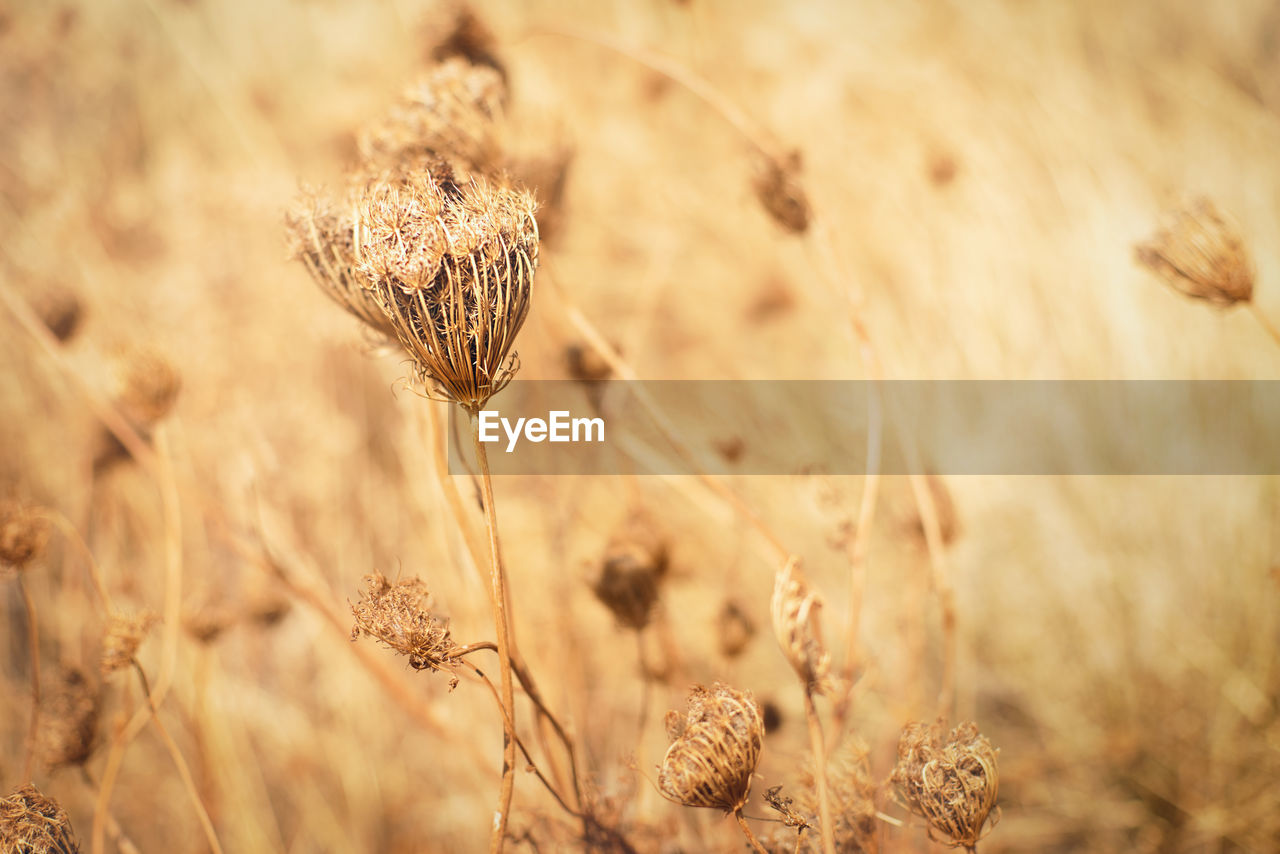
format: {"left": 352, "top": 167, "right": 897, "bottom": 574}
{"left": 0, "top": 498, "right": 49, "bottom": 571}
{"left": 114, "top": 347, "right": 180, "bottom": 425}
{"left": 784, "top": 741, "right": 879, "bottom": 854}
{"left": 564, "top": 342, "right": 612, "bottom": 383}
{"left": 350, "top": 571, "right": 461, "bottom": 673}
{"left": 771, "top": 558, "right": 833, "bottom": 694}
{"left": 1135, "top": 197, "right": 1254, "bottom": 307}
{"left": 100, "top": 611, "right": 158, "bottom": 676}
{"left": 754, "top": 150, "right": 811, "bottom": 234}
{"left": 286, "top": 190, "right": 397, "bottom": 339}
{"left": 38, "top": 665, "right": 100, "bottom": 769}
{"left": 592, "top": 525, "right": 669, "bottom": 631}
{"left": 357, "top": 171, "right": 539, "bottom": 410}
{"left": 717, "top": 598, "right": 756, "bottom": 658}
{"left": 422, "top": 3, "right": 506, "bottom": 80}
{"left": 0, "top": 784, "right": 81, "bottom": 854}
{"left": 658, "top": 683, "right": 764, "bottom": 813}
{"left": 32, "top": 286, "right": 84, "bottom": 343}
{"left": 891, "top": 720, "right": 1000, "bottom": 851}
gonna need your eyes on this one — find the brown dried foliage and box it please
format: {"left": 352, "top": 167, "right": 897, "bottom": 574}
{"left": 658, "top": 683, "right": 763, "bottom": 813}
{"left": 357, "top": 170, "right": 539, "bottom": 410}
{"left": 0, "top": 784, "right": 81, "bottom": 854}
{"left": 39, "top": 665, "right": 100, "bottom": 769}
{"left": 771, "top": 558, "right": 833, "bottom": 694}
{"left": 891, "top": 720, "right": 1000, "bottom": 851}
{"left": 754, "top": 150, "right": 811, "bottom": 234}
{"left": 100, "top": 611, "right": 158, "bottom": 676}
{"left": 0, "top": 498, "right": 49, "bottom": 570}
{"left": 350, "top": 571, "right": 461, "bottom": 674}
{"left": 1135, "top": 196, "right": 1255, "bottom": 307}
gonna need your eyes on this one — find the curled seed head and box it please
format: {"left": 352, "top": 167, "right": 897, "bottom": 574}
{"left": 0, "top": 784, "right": 81, "bottom": 854}
{"left": 350, "top": 571, "right": 461, "bottom": 673}
{"left": 771, "top": 558, "right": 833, "bottom": 695}
{"left": 891, "top": 720, "right": 1000, "bottom": 850}
{"left": 592, "top": 524, "right": 669, "bottom": 631}
{"left": 658, "top": 683, "right": 764, "bottom": 813}
{"left": 100, "top": 611, "right": 158, "bottom": 676}
{"left": 357, "top": 171, "right": 539, "bottom": 410}
{"left": 753, "top": 150, "right": 811, "bottom": 234}
{"left": 114, "top": 347, "right": 180, "bottom": 425}
{"left": 716, "top": 598, "right": 756, "bottom": 659}
{"left": 39, "top": 665, "right": 100, "bottom": 769}
{"left": 1135, "top": 196, "right": 1254, "bottom": 307}
{"left": 0, "top": 498, "right": 50, "bottom": 571}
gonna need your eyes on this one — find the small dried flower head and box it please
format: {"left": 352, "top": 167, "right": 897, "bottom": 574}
{"left": 422, "top": 3, "right": 506, "bottom": 81}
{"left": 286, "top": 190, "right": 397, "bottom": 339}
{"left": 891, "top": 720, "right": 1000, "bottom": 850}
{"left": 592, "top": 526, "right": 669, "bottom": 631}
{"left": 114, "top": 347, "right": 180, "bottom": 425}
{"left": 753, "top": 150, "right": 811, "bottom": 234}
{"left": 771, "top": 558, "right": 833, "bottom": 694}
{"left": 39, "top": 665, "right": 100, "bottom": 769}
{"left": 1135, "top": 196, "right": 1254, "bottom": 307}
{"left": 658, "top": 683, "right": 764, "bottom": 813}
{"left": 0, "top": 784, "right": 81, "bottom": 854}
{"left": 100, "top": 611, "right": 158, "bottom": 676}
{"left": 32, "top": 286, "right": 84, "bottom": 343}
{"left": 716, "top": 598, "right": 756, "bottom": 659}
{"left": 350, "top": 571, "right": 461, "bottom": 673}
{"left": 357, "top": 171, "right": 539, "bottom": 410}
{"left": 0, "top": 498, "right": 50, "bottom": 571}
{"left": 783, "top": 741, "right": 879, "bottom": 854}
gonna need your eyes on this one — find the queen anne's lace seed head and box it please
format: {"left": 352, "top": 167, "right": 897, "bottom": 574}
{"left": 658, "top": 684, "right": 763, "bottom": 814}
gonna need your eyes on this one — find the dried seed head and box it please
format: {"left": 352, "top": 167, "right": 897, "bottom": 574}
{"left": 753, "top": 150, "right": 811, "bottom": 234}
{"left": 771, "top": 558, "right": 833, "bottom": 695}
{"left": 891, "top": 720, "right": 1000, "bottom": 850}
{"left": 286, "top": 190, "right": 397, "bottom": 339}
{"left": 716, "top": 598, "right": 756, "bottom": 659}
{"left": 592, "top": 525, "right": 669, "bottom": 631}
{"left": 32, "top": 286, "right": 84, "bottom": 343}
{"left": 39, "top": 665, "right": 100, "bottom": 769}
{"left": 100, "top": 611, "right": 158, "bottom": 676}
{"left": 1135, "top": 197, "right": 1254, "bottom": 307}
{"left": 358, "top": 57, "right": 506, "bottom": 181}
{"left": 422, "top": 3, "right": 506, "bottom": 81}
{"left": 0, "top": 498, "right": 49, "bottom": 571}
{"left": 565, "top": 342, "right": 613, "bottom": 383}
{"left": 784, "top": 741, "right": 879, "bottom": 854}
{"left": 764, "top": 786, "right": 810, "bottom": 831}
{"left": 0, "top": 784, "right": 81, "bottom": 854}
{"left": 350, "top": 571, "right": 461, "bottom": 673}
{"left": 357, "top": 171, "right": 539, "bottom": 410}
{"left": 658, "top": 684, "right": 764, "bottom": 813}
{"left": 114, "top": 347, "right": 180, "bottom": 425}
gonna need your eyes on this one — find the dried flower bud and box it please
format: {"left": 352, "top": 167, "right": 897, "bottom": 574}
{"left": 771, "top": 558, "right": 833, "bottom": 694}
{"left": 114, "top": 348, "right": 180, "bottom": 425}
{"left": 891, "top": 720, "right": 1000, "bottom": 850}
{"left": 716, "top": 599, "right": 756, "bottom": 658}
{"left": 31, "top": 286, "right": 84, "bottom": 343}
{"left": 1135, "top": 197, "right": 1254, "bottom": 307}
{"left": 0, "top": 498, "right": 49, "bottom": 571}
{"left": 358, "top": 171, "right": 539, "bottom": 410}
{"left": 39, "top": 665, "right": 100, "bottom": 769}
{"left": 100, "top": 611, "right": 158, "bottom": 676}
{"left": 286, "top": 191, "right": 397, "bottom": 339}
{"left": 658, "top": 684, "right": 763, "bottom": 813}
{"left": 422, "top": 3, "right": 506, "bottom": 81}
{"left": 0, "top": 784, "right": 81, "bottom": 854}
{"left": 753, "top": 150, "right": 811, "bottom": 234}
{"left": 592, "top": 525, "right": 669, "bottom": 631}
{"left": 350, "top": 572, "right": 461, "bottom": 673}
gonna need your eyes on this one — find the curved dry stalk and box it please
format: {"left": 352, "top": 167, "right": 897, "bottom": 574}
{"left": 79, "top": 767, "right": 142, "bottom": 854}
{"left": 40, "top": 509, "right": 111, "bottom": 609}
{"left": 906, "top": 469, "right": 957, "bottom": 719}
{"left": 18, "top": 577, "right": 41, "bottom": 783}
{"left": 803, "top": 690, "right": 836, "bottom": 854}
{"left": 1250, "top": 303, "right": 1280, "bottom": 349}
{"left": 734, "top": 809, "right": 769, "bottom": 854}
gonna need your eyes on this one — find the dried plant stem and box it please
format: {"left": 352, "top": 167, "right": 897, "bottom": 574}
{"left": 131, "top": 662, "right": 225, "bottom": 854}
{"left": 734, "top": 810, "right": 770, "bottom": 854}
{"left": 906, "top": 469, "right": 957, "bottom": 718}
{"left": 18, "top": 576, "right": 41, "bottom": 783}
{"left": 79, "top": 767, "right": 142, "bottom": 854}
{"left": 1250, "top": 303, "right": 1280, "bottom": 349}
{"left": 41, "top": 509, "right": 112, "bottom": 608}
{"left": 803, "top": 689, "right": 837, "bottom": 854}
{"left": 470, "top": 411, "right": 519, "bottom": 854}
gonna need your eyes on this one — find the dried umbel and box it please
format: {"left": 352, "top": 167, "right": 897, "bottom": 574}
{"left": 357, "top": 170, "right": 539, "bottom": 410}
{"left": 592, "top": 527, "right": 669, "bottom": 631}
{"left": 350, "top": 572, "right": 461, "bottom": 673}
{"left": 658, "top": 683, "right": 764, "bottom": 813}
{"left": 0, "top": 498, "right": 49, "bottom": 570}
{"left": 285, "top": 191, "right": 397, "bottom": 339}
{"left": 787, "top": 742, "right": 879, "bottom": 854}
{"left": 1135, "top": 197, "right": 1255, "bottom": 307}
{"left": 0, "top": 784, "right": 81, "bottom": 854}
{"left": 771, "top": 558, "right": 833, "bottom": 694}
{"left": 891, "top": 720, "right": 1000, "bottom": 851}
{"left": 754, "top": 150, "right": 811, "bottom": 234}
{"left": 717, "top": 599, "right": 756, "bottom": 658}
{"left": 39, "top": 665, "right": 100, "bottom": 769}
{"left": 100, "top": 611, "right": 158, "bottom": 676}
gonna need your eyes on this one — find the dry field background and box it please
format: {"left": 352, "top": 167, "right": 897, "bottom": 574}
{"left": 3, "top": 0, "right": 1280, "bottom": 851}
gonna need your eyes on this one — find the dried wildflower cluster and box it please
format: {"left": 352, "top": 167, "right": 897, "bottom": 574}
{"left": 39, "top": 665, "right": 101, "bottom": 769}
{"left": 592, "top": 527, "right": 670, "bottom": 630}
{"left": 100, "top": 611, "right": 158, "bottom": 676}
{"left": 0, "top": 498, "right": 49, "bottom": 571}
{"left": 780, "top": 743, "right": 879, "bottom": 854}
{"left": 892, "top": 720, "right": 999, "bottom": 851}
{"left": 659, "top": 684, "right": 764, "bottom": 813}
{"left": 0, "top": 784, "right": 81, "bottom": 854}
{"left": 771, "top": 558, "right": 834, "bottom": 694}
{"left": 350, "top": 572, "right": 461, "bottom": 674}
{"left": 1135, "top": 196, "right": 1255, "bottom": 307}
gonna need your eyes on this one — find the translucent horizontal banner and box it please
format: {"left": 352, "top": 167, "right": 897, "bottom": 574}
{"left": 446, "top": 381, "right": 1280, "bottom": 475}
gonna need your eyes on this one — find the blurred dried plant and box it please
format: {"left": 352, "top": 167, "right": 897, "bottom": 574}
{"left": 30, "top": 285, "right": 84, "bottom": 343}
{"left": 891, "top": 720, "right": 1000, "bottom": 851}
{"left": 1135, "top": 197, "right": 1254, "bottom": 307}
{"left": 38, "top": 664, "right": 100, "bottom": 769}
{"left": 717, "top": 598, "right": 756, "bottom": 658}
{"left": 100, "top": 611, "right": 159, "bottom": 676}
{"left": 0, "top": 497, "right": 49, "bottom": 571}
{"left": 754, "top": 150, "right": 811, "bottom": 234}
{"left": 0, "top": 784, "right": 81, "bottom": 854}
{"left": 593, "top": 523, "right": 669, "bottom": 631}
